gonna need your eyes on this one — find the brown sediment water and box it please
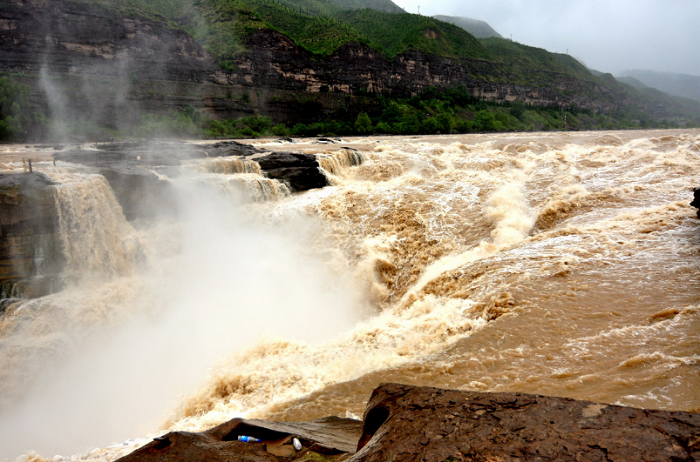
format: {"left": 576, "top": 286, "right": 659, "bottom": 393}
{"left": 0, "top": 129, "right": 699, "bottom": 461}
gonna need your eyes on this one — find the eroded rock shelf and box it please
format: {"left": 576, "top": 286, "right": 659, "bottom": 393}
{"left": 117, "top": 384, "right": 700, "bottom": 462}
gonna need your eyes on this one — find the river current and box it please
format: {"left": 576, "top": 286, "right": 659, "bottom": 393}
{"left": 0, "top": 129, "right": 698, "bottom": 461}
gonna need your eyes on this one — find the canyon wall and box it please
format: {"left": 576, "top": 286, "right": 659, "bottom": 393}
{"left": 0, "top": 0, "right": 620, "bottom": 129}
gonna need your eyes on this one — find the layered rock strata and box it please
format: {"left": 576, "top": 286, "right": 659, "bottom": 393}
{"left": 0, "top": 0, "right": 621, "bottom": 130}
{"left": 0, "top": 172, "right": 64, "bottom": 298}
{"left": 118, "top": 417, "right": 363, "bottom": 462}
{"left": 231, "top": 31, "right": 617, "bottom": 113}
{"left": 0, "top": 140, "right": 348, "bottom": 298}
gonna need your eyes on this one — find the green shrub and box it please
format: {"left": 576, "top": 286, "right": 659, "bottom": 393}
{"left": 421, "top": 117, "right": 438, "bottom": 134}
{"left": 272, "top": 123, "right": 291, "bottom": 137}
{"left": 435, "top": 113, "right": 453, "bottom": 133}
{"left": 474, "top": 110, "right": 497, "bottom": 131}
{"left": 137, "top": 111, "right": 204, "bottom": 138}
{"left": 354, "top": 112, "right": 372, "bottom": 134}
{"left": 0, "top": 76, "right": 31, "bottom": 141}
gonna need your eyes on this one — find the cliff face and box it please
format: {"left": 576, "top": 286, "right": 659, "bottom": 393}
{"left": 0, "top": 0, "right": 618, "bottom": 129}
{"left": 225, "top": 31, "right": 618, "bottom": 112}
{"left": 0, "top": 0, "right": 237, "bottom": 129}
{"left": 0, "top": 172, "right": 64, "bottom": 299}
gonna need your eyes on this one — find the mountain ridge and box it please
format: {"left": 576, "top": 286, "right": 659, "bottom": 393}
{"left": 620, "top": 69, "right": 700, "bottom": 103}
{"left": 432, "top": 15, "right": 502, "bottom": 39}
{"left": 1, "top": 0, "right": 699, "bottom": 140}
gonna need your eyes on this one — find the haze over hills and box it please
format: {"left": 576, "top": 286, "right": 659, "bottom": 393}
{"left": 432, "top": 15, "right": 502, "bottom": 39}
{"left": 615, "top": 76, "right": 648, "bottom": 89}
{"left": 620, "top": 70, "right": 700, "bottom": 103}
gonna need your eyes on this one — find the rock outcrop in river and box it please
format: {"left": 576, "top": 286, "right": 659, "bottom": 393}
{"left": 0, "top": 140, "right": 355, "bottom": 298}
{"left": 691, "top": 187, "right": 700, "bottom": 218}
{"left": 53, "top": 141, "right": 333, "bottom": 211}
{"left": 117, "top": 383, "right": 700, "bottom": 462}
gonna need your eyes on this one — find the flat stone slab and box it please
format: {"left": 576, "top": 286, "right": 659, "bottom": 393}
{"left": 116, "top": 384, "right": 700, "bottom": 462}
{"left": 351, "top": 383, "right": 700, "bottom": 462}
{"left": 117, "top": 416, "right": 363, "bottom": 462}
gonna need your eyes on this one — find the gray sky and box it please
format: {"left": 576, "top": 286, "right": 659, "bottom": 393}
{"left": 391, "top": 0, "right": 700, "bottom": 76}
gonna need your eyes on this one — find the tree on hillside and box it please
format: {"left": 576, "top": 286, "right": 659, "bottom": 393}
{"left": 354, "top": 112, "right": 373, "bottom": 133}
{"left": 0, "top": 76, "right": 31, "bottom": 141}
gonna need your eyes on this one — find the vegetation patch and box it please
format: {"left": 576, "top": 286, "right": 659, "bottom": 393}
{"left": 0, "top": 76, "right": 44, "bottom": 141}
{"left": 333, "top": 9, "right": 489, "bottom": 59}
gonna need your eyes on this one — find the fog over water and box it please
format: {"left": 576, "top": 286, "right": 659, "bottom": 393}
{"left": 392, "top": 0, "right": 700, "bottom": 76}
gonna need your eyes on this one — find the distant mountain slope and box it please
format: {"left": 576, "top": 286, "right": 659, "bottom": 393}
{"left": 597, "top": 73, "right": 700, "bottom": 121}
{"left": 621, "top": 69, "right": 700, "bottom": 103}
{"left": 251, "top": 0, "right": 403, "bottom": 16}
{"left": 480, "top": 37, "right": 597, "bottom": 85}
{"left": 432, "top": 15, "right": 502, "bottom": 39}
{"left": 615, "top": 76, "right": 648, "bottom": 89}
{"left": 332, "top": 10, "right": 489, "bottom": 59}
{"left": 7, "top": 0, "right": 699, "bottom": 127}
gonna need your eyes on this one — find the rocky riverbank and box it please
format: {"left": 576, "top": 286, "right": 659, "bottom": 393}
{"left": 0, "top": 140, "right": 362, "bottom": 299}
{"left": 0, "top": 171, "right": 64, "bottom": 299}
{"left": 53, "top": 140, "right": 350, "bottom": 218}
{"left": 117, "top": 383, "right": 700, "bottom": 462}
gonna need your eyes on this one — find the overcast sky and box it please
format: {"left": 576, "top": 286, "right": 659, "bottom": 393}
{"left": 391, "top": 0, "right": 700, "bottom": 76}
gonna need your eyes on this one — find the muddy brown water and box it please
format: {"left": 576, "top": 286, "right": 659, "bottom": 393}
{"left": 0, "top": 129, "right": 698, "bottom": 461}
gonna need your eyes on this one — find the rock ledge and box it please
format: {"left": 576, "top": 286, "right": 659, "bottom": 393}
{"left": 117, "top": 383, "right": 700, "bottom": 462}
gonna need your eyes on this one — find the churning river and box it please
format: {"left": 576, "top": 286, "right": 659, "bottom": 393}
{"left": 0, "top": 129, "right": 699, "bottom": 461}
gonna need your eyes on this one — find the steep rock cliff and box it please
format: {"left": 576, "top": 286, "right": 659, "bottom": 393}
{"left": 0, "top": 172, "right": 64, "bottom": 298}
{"left": 224, "top": 30, "right": 618, "bottom": 112}
{"left": 0, "top": 0, "right": 619, "bottom": 130}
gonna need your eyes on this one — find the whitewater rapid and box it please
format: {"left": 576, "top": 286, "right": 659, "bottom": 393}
{"left": 0, "top": 129, "right": 698, "bottom": 462}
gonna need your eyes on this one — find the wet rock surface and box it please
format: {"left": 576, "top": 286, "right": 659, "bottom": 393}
{"left": 53, "top": 141, "right": 327, "bottom": 219}
{"left": 0, "top": 141, "right": 344, "bottom": 297}
{"left": 691, "top": 187, "right": 700, "bottom": 218}
{"left": 116, "top": 384, "right": 700, "bottom": 462}
{"left": 353, "top": 383, "right": 700, "bottom": 461}
{"left": 0, "top": 172, "right": 64, "bottom": 298}
{"left": 255, "top": 152, "right": 329, "bottom": 192}
{"left": 117, "top": 416, "right": 363, "bottom": 462}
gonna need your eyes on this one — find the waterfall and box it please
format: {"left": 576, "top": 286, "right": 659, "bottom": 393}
{"left": 52, "top": 173, "right": 140, "bottom": 279}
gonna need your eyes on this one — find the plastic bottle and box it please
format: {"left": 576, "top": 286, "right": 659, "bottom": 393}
{"left": 237, "top": 435, "right": 261, "bottom": 443}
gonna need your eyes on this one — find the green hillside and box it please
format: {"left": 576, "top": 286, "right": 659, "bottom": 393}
{"left": 327, "top": 0, "right": 403, "bottom": 12}
{"left": 273, "top": 0, "right": 403, "bottom": 15}
{"left": 432, "top": 15, "right": 501, "bottom": 39}
{"left": 228, "top": 0, "right": 369, "bottom": 56}
{"left": 333, "top": 9, "right": 490, "bottom": 60}
{"left": 480, "top": 38, "right": 597, "bottom": 84}
{"left": 189, "top": 1, "right": 489, "bottom": 62}
{"left": 58, "top": 0, "right": 700, "bottom": 126}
